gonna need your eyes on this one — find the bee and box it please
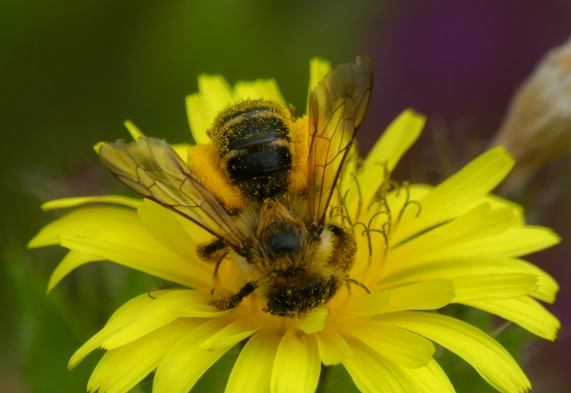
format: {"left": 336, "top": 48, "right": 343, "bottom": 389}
{"left": 209, "top": 99, "right": 294, "bottom": 200}
{"left": 98, "top": 57, "right": 373, "bottom": 317}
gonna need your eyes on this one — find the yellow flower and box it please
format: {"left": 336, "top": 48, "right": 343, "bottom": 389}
{"left": 29, "top": 59, "right": 560, "bottom": 393}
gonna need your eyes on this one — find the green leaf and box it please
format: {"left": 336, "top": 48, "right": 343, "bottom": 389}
{"left": 4, "top": 246, "right": 97, "bottom": 393}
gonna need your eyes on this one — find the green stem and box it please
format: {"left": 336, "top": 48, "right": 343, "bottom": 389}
{"left": 316, "top": 366, "right": 331, "bottom": 393}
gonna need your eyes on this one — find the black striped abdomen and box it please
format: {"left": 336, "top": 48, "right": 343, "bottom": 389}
{"left": 210, "top": 99, "right": 294, "bottom": 200}
{"left": 225, "top": 140, "right": 291, "bottom": 199}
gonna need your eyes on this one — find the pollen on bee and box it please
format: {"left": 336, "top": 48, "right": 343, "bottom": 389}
{"left": 288, "top": 115, "right": 309, "bottom": 192}
{"left": 185, "top": 143, "right": 245, "bottom": 210}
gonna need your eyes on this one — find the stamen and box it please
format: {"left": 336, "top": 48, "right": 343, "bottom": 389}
{"left": 352, "top": 221, "right": 373, "bottom": 258}
{"left": 351, "top": 172, "right": 363, "bottom": 220}
{"left": 330, "top": 188, "right": 354, "bottom": 230}
{"left": 344, "top": 276, "right": 372, "bottom": 294}
{"left": 395, "top": 181, "right": 423, "bottom": 227}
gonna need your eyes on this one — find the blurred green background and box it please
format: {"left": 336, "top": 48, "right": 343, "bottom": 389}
{"left": 2, "top": 1, "right": 570, "bottom": 392}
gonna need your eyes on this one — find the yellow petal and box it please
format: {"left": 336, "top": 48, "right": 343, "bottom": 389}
{"left": 395, "top": 146, "right": 515, "bottom": 244}
{"left": 185, "top": 74, "right": 233, "bottom": 143}
{"left": 87, "top": 319, "right": 196, "bottom": 393}
{"left": 517, "top": 259, "right": 559, "bottom": 303}
{"left": 481, "top": 192, "right": 525, "bottom": 224}
{"left": 351, "top": 323, "right": 435, "bottom": 369}
{"left": 60, "top": 232, "right": 210, "bottom": 289}
{"left": 452, "top": 273, "right": 538, "bottom": 302}
{"left": 40, "top": 195, "right": 141, "bottom": 211}
{"left": 29, "top": 206, "right": 141, "bottom": 248}
{"left": 315, "top": 327, "right": 353, "bottom": 366}
{"left": 359, "top": 109, "right": 426, "bottom": 208}
{"left": 225, "top": 329, "right": 280, "bottom": 393}
{"left": 344, "top": 291, "right": 390, "bottom": 316}
{"left": 47, "top": 250, "right": 101, "bottom": 292}
{"left": 448, "top": 226, "right": 560, "bottom": 259}
{"left": 403, "top": 359, "right": 456, "bottom": 393}
{"left": 271, "top": 328, "right": 320, "bottom": 393}
{"left": 307, "top": 58, "right": 332, "bottom": 111}
{"left": 199, "top": 318, "right": 259, "bottom": 351}
{"left": 33, "top": 206, "right": 210, "bottom": 288}
{"left": 382, "top": 257, "right": 559, "bottom": 304}
{"left": 175, "top": 302, "right": 230, "bottom": 318}
{"left": 70, "top": 292, "right": 170, "bottom": 367}
{"left": 123, "top": 120, "right": 144, "bottom": 140}
{"left": 101, "top": 290, "right": 215, "bottom": 350}
{"left": 137, "top": 199, "right": 203, "bottom": 261}
{"left": 296, "top": 308, "right": 330, "bottom": 334}
{"left": 185, "top": 93, "right": 211, "bottom": 144}
{"left": 153, "top": 318, "right": 236, "bottom": 393}
{"left": 377, "top": 280, "right": 455, "bottom": 314}
{"left": 388, "top": 204, "right": 518, "bottom": 272}
{"left": 464, "top": 296, "right": 560, "bottom": 341}
{"left": 342, "top": 338, "right": 420, "bottom": 392}
{"left": 233, "top": 79, "right": 286, "bottom": 106}
{"left": 199, "top": 74, "right": 234, "bottom": 112}
{"left": 93, "top": 141, "right": 105, "bottom": 154}
{"left": 379, "top": 311, "right": 531, "bottom": 393}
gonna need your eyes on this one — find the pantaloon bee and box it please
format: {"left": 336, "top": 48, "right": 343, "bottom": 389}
{"left": 98, "top": 57, "right": 373, "bottom": 317}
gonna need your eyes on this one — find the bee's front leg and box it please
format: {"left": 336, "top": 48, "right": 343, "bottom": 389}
{"left": 211, "top": 281, "right": 258, "bottom": 310}
{"left": 197, "top": 238, "right": 228, "bottom": 262}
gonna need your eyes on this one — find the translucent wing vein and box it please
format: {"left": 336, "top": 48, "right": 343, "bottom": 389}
{"left": 307, "top": 56, "right": 373, "bottom": 225}
{"left": 98, "top": 137, "right": 245, "bottom": 247}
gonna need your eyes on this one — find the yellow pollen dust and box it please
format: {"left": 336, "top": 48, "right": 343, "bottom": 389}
{"left": 185, "top": 144, "right": 245, "bottom": 210}
{"left": 288, "top": 115, "right": 309, "bottom": 192}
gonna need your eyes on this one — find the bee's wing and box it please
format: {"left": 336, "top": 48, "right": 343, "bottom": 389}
{"left": 307, "top": 56, "right": 373, "bottom": 225}
{"left": 98, "top": 136, "right": 246, "bottom": 248}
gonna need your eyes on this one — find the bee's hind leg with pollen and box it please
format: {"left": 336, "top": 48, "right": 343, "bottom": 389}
{"left": 212, "top": 281, "right": 258, "bottom": 310}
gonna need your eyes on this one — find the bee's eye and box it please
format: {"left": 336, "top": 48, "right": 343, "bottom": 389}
{"left": 266, "top": 232, "right": 301, "bottom": 256}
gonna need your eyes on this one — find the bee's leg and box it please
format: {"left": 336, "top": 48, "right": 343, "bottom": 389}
{"left": 213, "top": 252, "right": 227, "bottom": 278}
{"left": 344, "top": 276, "right": 371, "bottom": 294}
{"left": 197, "top": 238, "right": 227, "bottom": 262}
{"left": 210, "top": 252, "right": 228, "bottom": 296}
{"left": 147, "top": 280, "right": 175, "bottom": 299}
{"left": 212, "top": 281, "right": 258, "bottom": 310}
{"left": 147, "top": 288, "right": 157, "bottom": 299}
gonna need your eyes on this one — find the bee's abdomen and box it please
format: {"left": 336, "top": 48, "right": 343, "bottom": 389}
{"left": 225, "top": 142, "right": 291, "bottom": 199}
{"left": 226, "top": 142, "right": 291, "bottom": 179}
{"left": 211, "top": 100, "right": 294, "bottom": 200}
{"left": 223, "top": 115, "right": 289, "bottom": 151}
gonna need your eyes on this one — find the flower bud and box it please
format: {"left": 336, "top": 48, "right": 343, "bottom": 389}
{"left": 495, "top": 36, "right": 571, "bottom": 192}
